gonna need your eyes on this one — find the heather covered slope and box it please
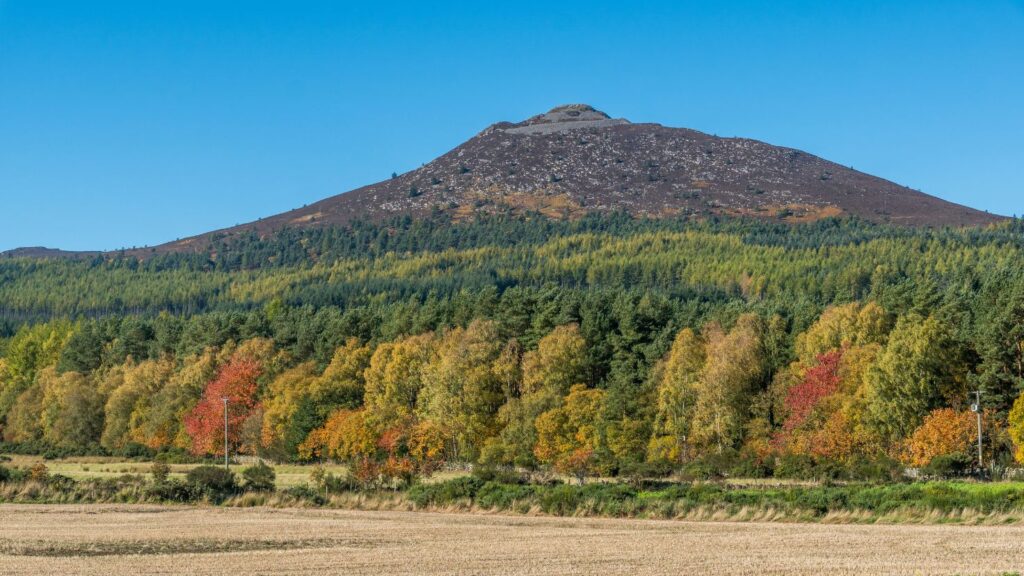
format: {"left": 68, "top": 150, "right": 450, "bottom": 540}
{"left": 153, "top": 104, "right": 1000, "bottom": 254}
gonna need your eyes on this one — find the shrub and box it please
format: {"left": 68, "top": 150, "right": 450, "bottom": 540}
{"left": 284, "top": 484, "right": 326, "bottom": 505}
{"left": 153, "top": 448, "right": 200, "bottom": 464}
{"left": 29, "top": 463, "right": 49, "bottom": 482}
{"left": 472, "top": 466, "right": 527, "bottom": 485}
{"left": 0, "top": 464, "right": 10, "bottom": 483}
{"left": 922, "top": 453, "right": 974, "bottom": 479}
{"left": 150, "top": 461, "right": 171, "bottom": 484}
{"left": 475, "top": 482, "right": 536, "bottom": 509}
{"left": 406, "top": 476, "right": 484, "bottom": 507}
{"left": 113, "top": 442, "right": 155, "bottom": 460}
{"left": 241, "top": 461, "right": 276, "bottom": 492}
{"left": 146, "top": 479, "right": 196, "bottom": 502}
{"left": 185, "top": 465, "right": 237, "bottom": 500}
{"left": 774, "top": 454, "right": 816, "bottom": 479}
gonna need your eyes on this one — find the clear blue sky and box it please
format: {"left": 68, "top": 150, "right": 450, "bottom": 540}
{"left": 2, "top": 1, "right": 1022, "bottom": 251}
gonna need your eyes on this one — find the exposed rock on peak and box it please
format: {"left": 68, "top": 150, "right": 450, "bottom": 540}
{"left": 503, "top": 104, "right": 630, "bottom": 135}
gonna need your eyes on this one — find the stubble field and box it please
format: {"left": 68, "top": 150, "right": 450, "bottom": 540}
{"left": 1, "top": 505, "right": 1023, "bottom": 575}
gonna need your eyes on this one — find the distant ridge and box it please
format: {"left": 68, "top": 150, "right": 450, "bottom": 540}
{"left": 1, "top": 247, "right": 100, "bottom": 259}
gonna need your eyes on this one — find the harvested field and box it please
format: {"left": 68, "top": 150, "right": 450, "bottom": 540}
{"left": 1, "top": 505, "right": 1022, "bottom": 575}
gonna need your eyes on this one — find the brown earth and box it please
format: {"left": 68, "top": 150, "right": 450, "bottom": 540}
{"left": 1, "top": 505, "right": 1022, "bottom": 575}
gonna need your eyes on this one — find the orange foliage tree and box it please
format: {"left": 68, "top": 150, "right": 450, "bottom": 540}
{"left": 183, "top": 357, "right": 262, "bottom": 456}
{"left": 903, "top": 408, "right": 977, "bottom": 467}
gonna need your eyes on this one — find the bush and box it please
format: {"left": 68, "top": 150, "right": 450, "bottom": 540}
{"left": 241, "top": 461, "right": 276, "bottom": 492}
{"left": 146, "top": 479, "right": 197, "bottom": 502}
{"left": 113, "top": 442, "right": 155, "bottom": 460}
{"left": 151, "top": 461, "right": 171, "bottom": 484}
{"left": 284, "top": 484, "right": 327, "bottom": 505}
{"left": 185, "top": 465, "right": 237, "bottom": 500}
{"left": 475, "top": 482, "right": 536, "bottom": 509}
{"left": 683, "top": 451, "right": 738, "bottom": 480}
{"left": 0, "top": 464, "right": 10, "bottom": 483}
{"left": 406, "top": 476, "right": 484, "bottom": 507}
{"left": 774, "top": 454, "right": 816, "bottom": 479}
{"left": 153, "top": 448, "right": 201, "bottom": 464}
{"left": 28, "top": 463, "right": 49, "bottom": 482}
{"left": 922, "top": 453, "right": 974, "bottom": 479}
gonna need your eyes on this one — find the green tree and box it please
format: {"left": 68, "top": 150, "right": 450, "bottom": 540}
{"left": 865, "top": 314, "right": 969, "bottom": 444}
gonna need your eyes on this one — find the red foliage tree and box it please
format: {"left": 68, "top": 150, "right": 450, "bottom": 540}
{"left": 782, "top": 349, "right": 844, "bottom": 433}
{"left": 184, "top": 357, "right": 262, "bottom": 455}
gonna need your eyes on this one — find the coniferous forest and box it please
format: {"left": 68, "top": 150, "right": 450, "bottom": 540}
{"left": 3, "top": 213, "right": 1024, "bottom": 484}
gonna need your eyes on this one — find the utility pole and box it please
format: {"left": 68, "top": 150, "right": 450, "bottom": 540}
{"left": 221, "top": 397, "right": 229, "bottom": 469}
{"left": 970, "top": 390, "right": 983, "bottom": 470}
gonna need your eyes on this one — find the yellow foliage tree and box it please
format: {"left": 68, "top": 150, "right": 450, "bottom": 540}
{"left": 299, "top": 408, "right": 377, "bottom": 461}
{"left": 260, "top": 362, "right": 319, "bottom": 458}
{"left": 648, "top": 328, "right": 704, "bottom": 465}
{"left": 689, "top": 315, "right": 764, "bottom": 452}
{"left": 534, "top": 384, "right": 607, "bottom": 483}
{"left": 794, "top": 302, "right": 888, "bottom": 363}
{"left": 417, "top": 320, "right": 503, "bottom": 461}
{"left": 363, "top": 333, "right": 435, "bottom": 426}
{"left": 1007, "top": 393, "right": 1024, "bottom": 463}
{"left": 521, "top": 324, "right": 587, "bottom": 396}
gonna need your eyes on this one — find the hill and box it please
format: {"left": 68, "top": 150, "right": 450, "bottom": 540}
{"left": 148, "top": 103, "right": 999, "bottom": 255}
{"left": 2, "top": 104, "right": 1002, "bottom": 258}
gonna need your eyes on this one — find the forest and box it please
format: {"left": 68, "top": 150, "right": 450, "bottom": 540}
{"left": 2, "top": 213, "right": 1024, "bottom": 483}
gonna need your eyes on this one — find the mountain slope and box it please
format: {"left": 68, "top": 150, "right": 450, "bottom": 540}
{"left": 5, "top": 104, "right": 1002, "bottom": 257}
{"left": 156, "top": 104, "right": 997, "bottom": 253}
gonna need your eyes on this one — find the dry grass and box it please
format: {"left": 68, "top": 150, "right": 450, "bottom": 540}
{"left": 1, "top": 505, "right": 1022, "bottom": 575}
{"left": 3, "top": 455, "right": 470, "bottom": 489}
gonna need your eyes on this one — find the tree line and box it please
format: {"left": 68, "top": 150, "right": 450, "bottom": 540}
{"left": 2, "top": 214, "right": 1024, "bottom": 482}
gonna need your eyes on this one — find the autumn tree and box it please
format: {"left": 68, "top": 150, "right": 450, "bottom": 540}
{"left": 647, "top": 328, "right": 704, "bottom": 465}
{"left": 311, "top": 337, "right": 372, "bottom": 415}
{"left": 0, "top": 321, "right": 74, "bottom": 423}
{"left": 534, "top": 384, "right": 608, "bottom": 483}
{"left": 135, "top": 349, "right": 219, "bottom": 450}
{"left": 903, "top": 408, "right": 977, "bottom": 467}
{"left": 794, "top": 302, "right": 888, "bottom": 363}
{"left": 521, "top": 324, "right": 588, "bottom": 397}
{"left": 362, "top": 333, "right": 435, "bottom": 426}
{"left": 417, "top": 320, "right": 504, "bottom": 461}
{"left": 1007, "top": 392, "right": 1024, "bottom": 463}
{"left": 780, "top": 349, "right": 844, "bottom": 434}
{"left": 260, "top": 363, "right": 319, "bottom": 460}
{"left": 183, "top": 355, "right": 262, "bottom": 456}
{"left": 300, "top": 408, "right": 377, "bottom": 462}
{"left": 100, "top": 358, "right": 174, "bottom": 451}
{"left": 483, "top": 324, "right": 588, "bottom": 469}
{"left": 39, "top": 369, "right": 104, "bottom": 450}
{"left": 689, "top": 315, "right": 765, "bottom": 453}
